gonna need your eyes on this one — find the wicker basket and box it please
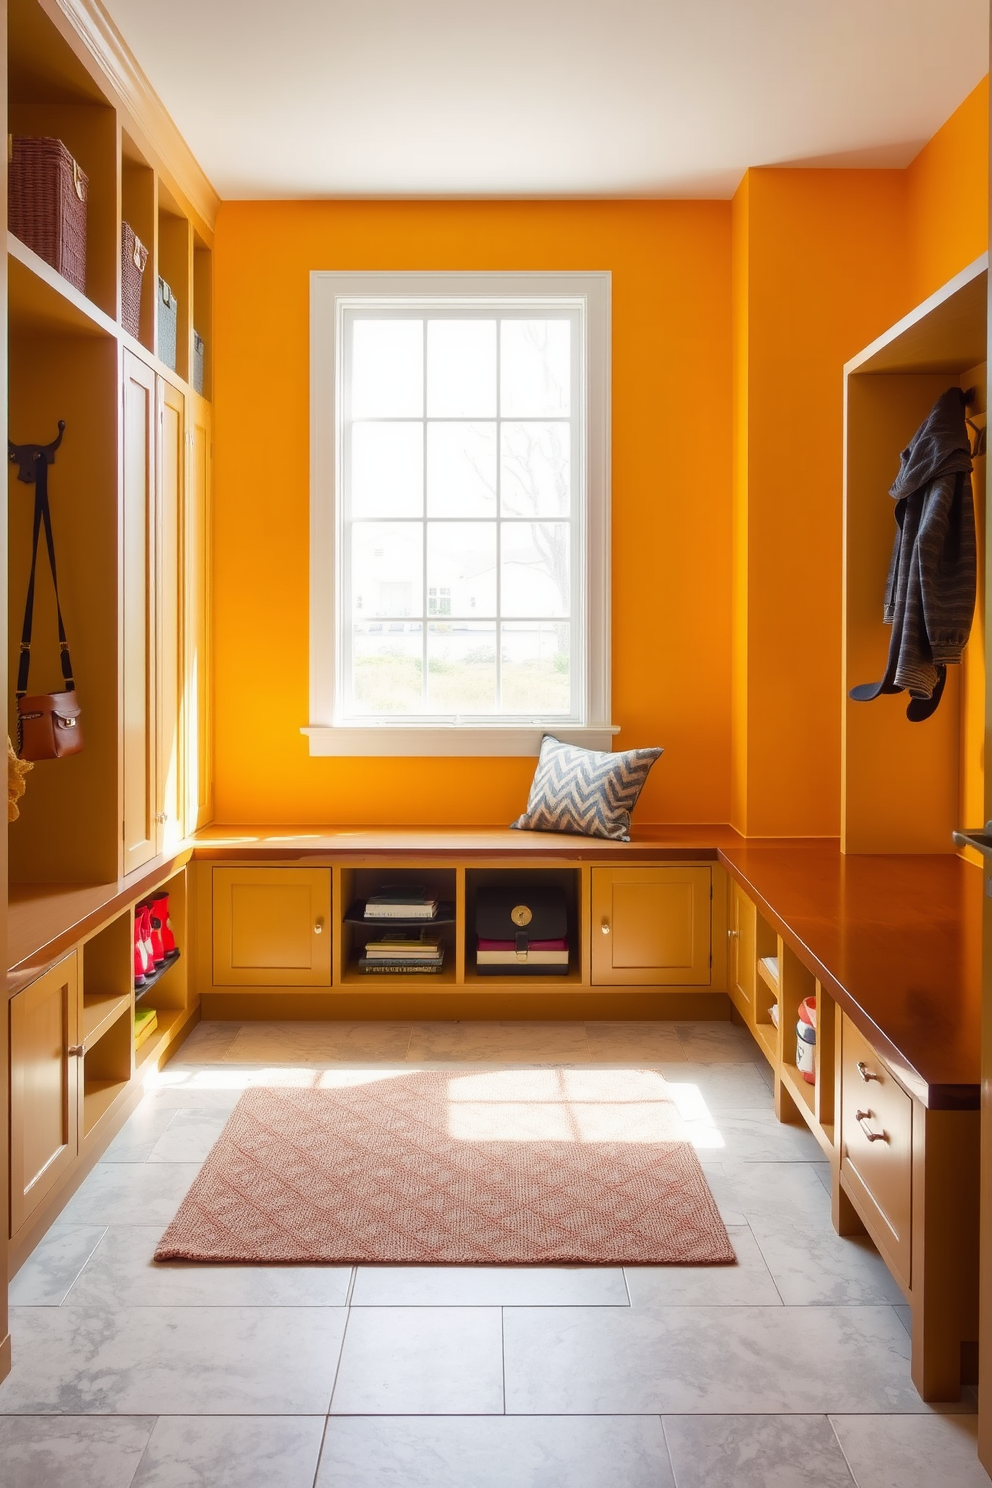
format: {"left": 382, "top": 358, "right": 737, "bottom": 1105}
{"left": 157, "top": 276, "right": 178, "bottom": 370}
{"left": 9, "top": 137, "right": 88, "bottom": 295}
{"left": 121, "top": 222, "right": 149, "bottom": 339}
{"left": 192, "top": 330, "right": 205, "bottom": 394}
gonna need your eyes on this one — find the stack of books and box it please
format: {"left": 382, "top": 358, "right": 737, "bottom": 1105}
{"left": 134, "top": 1005, "right": 158, "bottom": 1050}
{"left": 364, "top": 885, "right": 438, "bottom": 921}
{"left": 476, "top": 937, "right": 569, "bottom": 971}
{"left": 358, "top": 931, "right": 445, "bottom": 975}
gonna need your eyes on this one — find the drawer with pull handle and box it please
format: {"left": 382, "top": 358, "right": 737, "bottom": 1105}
{"left": 840, "top": 1012, "right": 913, "bottom": 1287}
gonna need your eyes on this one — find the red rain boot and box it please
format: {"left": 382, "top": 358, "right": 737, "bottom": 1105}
{"left": 150, "top": 894, "right": 178, "bottom": 959}
{"left": 134, "top": 911, "right": 150, "bottom": 988}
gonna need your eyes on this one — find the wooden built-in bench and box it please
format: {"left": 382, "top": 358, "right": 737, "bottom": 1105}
{"left": 6, "top": 825, "right": 982, "bottom": 1400}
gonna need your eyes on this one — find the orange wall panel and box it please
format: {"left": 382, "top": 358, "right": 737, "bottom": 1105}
{"left": 906, "top": 76, "right": 989, "bottom": 306}
{"left": 213, "top": 201, "right": 733, "bottom": 826}
{"left": 732, "top": 169, "right": 910, "bottom": 837}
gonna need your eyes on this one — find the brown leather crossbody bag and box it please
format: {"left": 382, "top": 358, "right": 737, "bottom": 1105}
{"left": 10, "top": 422, "right": 83, "bottom": 761}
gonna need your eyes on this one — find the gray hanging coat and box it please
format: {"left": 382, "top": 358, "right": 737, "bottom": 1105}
{"left": 850, "top": 386, "right": 976, "bottom": 722}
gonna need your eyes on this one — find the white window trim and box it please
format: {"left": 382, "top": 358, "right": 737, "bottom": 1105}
{"left": 306, "top": 270, "right": 615, "bottom": 757}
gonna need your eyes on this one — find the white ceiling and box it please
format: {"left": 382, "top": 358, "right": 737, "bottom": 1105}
{"left": 104, "top": 0, "right": 989, "bottom": 199}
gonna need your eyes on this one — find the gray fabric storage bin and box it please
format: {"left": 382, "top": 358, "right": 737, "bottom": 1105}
{"left": 157, "top": 276, "right": 178, "bottom": 370}
{"left": 192, "top": 329, "right": 205, "bottom": 394}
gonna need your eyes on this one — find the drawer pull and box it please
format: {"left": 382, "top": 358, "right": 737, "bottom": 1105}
{"left": 856, "top": 1061, "right": 880, "bottom": 1083}
{"left": 856, "top": 1108, "right": 887, "bottom": 1142}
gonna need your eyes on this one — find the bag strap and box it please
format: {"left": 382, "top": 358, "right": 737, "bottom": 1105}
{"left": 9, "top": 423, "right": 75, "bottom": 700}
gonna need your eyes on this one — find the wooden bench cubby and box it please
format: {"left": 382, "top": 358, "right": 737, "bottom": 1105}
{"left": 5, "top": 824, "right": 984, "bottom": 1410}
{"left": 722, "top": 841, "right": 981, "bottom": 1404}
{"left": 191, "top": 833, "right": 729, "bottom": 1018}
{"left": 7, "top": 855, "right": 198, "bottom": 1270}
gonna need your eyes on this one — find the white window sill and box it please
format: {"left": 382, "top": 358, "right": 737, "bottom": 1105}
{"left": 301, "top": 724, "right": 621, "bottom": 757}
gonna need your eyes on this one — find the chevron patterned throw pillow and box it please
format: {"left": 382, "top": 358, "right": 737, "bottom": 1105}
{"left": 511, "top": 735, "right": 664, "bottom": 842}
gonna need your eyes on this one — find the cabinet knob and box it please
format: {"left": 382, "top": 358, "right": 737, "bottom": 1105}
{"left": 856, "top": 1061, "right": 879, "bottom": 1083}
{"left": 728, "top": 929, "right": 739, "bottom": 940}
{"left": 314, "top": 917, "right": 324, "bottom": 935}
{"left": 601, "top": 919, "right": 610, "bottom": 935}
{"left": 155, "top": 813, "right": 168, "bottom": 823}
{"left": 67, "top": 1044, "right": 84, "bottom": 1057}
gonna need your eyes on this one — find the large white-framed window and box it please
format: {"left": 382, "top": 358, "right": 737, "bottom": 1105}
{"left": 306, "top": 271, "right": 614, "bottom": 756}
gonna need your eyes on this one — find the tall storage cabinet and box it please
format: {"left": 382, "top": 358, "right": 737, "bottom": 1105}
{"left": 122, "top": 351, "right": 157, "bottom": 874}
{"left": 155, "top": 376, "right": 186, "bottom": 859}
{"left": 1, "top": 0, "right": 219, "bottom": 1356}
{"left": 5, "top": 0, "right": 217, "bottom": 887}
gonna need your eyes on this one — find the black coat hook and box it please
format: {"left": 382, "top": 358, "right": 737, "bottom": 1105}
{"left": 9, "top": 421, "right": 65, "bottom": 485}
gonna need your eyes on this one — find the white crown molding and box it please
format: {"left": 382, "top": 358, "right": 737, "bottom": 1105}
{"left": 50, "top": 0, "right": 220, "bottom": 231}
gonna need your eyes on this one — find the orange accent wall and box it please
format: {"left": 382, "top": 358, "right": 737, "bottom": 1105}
{"left": 906, "top": 76, "right": 989, "bottom": 306}
{"left": 213, "top": 202, "right": 733, "bottom": 826}
{"left": 212, "top": 85, "right": 988, "bottom": 835}
{"left": 730, "top": 168, "right": 911, "bottom": 837}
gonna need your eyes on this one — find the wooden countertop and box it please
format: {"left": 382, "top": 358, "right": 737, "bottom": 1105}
{"left": 7, "top": 849, "right": 193, "bottom": 997}
{"left": 7, "top": 826, "right": 982, "bottom": 1112}
{"left": 188, "top": 823, "right": 745, "bottom": 860}
{"left": 719, "top": 843, "right": 982, "bottom": 1111}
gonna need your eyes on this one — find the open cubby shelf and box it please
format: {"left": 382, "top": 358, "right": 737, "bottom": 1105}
{"left": 81, "top": 991, "right": 131, "bottom": 1050}
{"left": 344, "top": 903, "right": 457, "bottom": 927}
{"left": 135, "top": 950, "right": 182, "bottom": 1004}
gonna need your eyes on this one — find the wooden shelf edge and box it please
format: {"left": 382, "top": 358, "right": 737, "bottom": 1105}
{"left": 9, "top": 232, "right": 118, "bottom": 337}
{"left": 757, "top": 956, "right": 780, "bottom": 994}
{"left": 82, "top": 1076, "right": 129, "bottom": 1135}
{"left": 8, "top": 847, "right": 193, "bottom": 996}
{"left": 779, "top": 1062, "right": 834, "bottom": 1156}
{"left": 135, "top": 1004, "right": 198, "bottom": 1071}
{"left": 753, "top": 1022, "right": 777, "bottom": 1067}
{"left": 81, "top": 990, "right": 132, "bottom": 1049}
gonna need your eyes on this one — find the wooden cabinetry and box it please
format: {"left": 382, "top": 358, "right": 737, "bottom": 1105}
{"left": 727, "top": 878, "right": 756, "bottom": 1018}
{"left": 155, "top": 377, "right": 185, "bottom": 856}
{"left": 9, "top": 954, "right": 78, "bottom": 1237}
{"left": 192, "top": 839, "right": 729, "bottom": 1012}
{"left": 843, "top": 257, "right": 987, "bottom": 854}
{"left": 835, "top": 1010, "right": 978, "bottom": 1403}
{"left": 122, "top": 351, "right": 157, "bottom": 874}
{"left": 211, "top": 868, "right": 332, "bottom": 987}
{"left": 7, "top": 858, "right": 199, "bottom": 1270}
{"left": 838, "top": 1012, "right": 913, "bottom": 1286}
{"left": 5, "top": 0, "right": 215, "bottom": 887}
{"left": 590, "top": 867, "right": 712, "bottom": 986}
{"left": 722, "top": 851, "right": 980, "bottom": 1403}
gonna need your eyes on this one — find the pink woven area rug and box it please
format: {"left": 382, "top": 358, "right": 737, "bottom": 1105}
{"left": 155, "top": 1068, "right": 735, "bottom": 1266}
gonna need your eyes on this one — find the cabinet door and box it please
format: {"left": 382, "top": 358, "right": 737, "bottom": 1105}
{"left": 212, "top": 869, "right": 332, "bottom": 986}
{"left": 185, "top": 397, "right": 212, "bottom": 831}
{"left": 591, "top": 867, "right": 712, "bottom": 985}
{"left": 156, "top": 378, "right": 185, "bottom": 855}
{"left": 728, "top": 880, "right": 756, "bottom": 1017}
{"left": 122, "top": 351, "right": 157, "bottom": 874}
{"left": 9, "top": 954, "right": 79, "bottom": 1238}
{"left": 840, "top": 1014, "right": 913, "bottom": 1286}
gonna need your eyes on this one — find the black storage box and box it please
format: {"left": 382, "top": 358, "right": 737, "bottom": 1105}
{"left": 475, "top": 885, "right": 569, "bottom": 976}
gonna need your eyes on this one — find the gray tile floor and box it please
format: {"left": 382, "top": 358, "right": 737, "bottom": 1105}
{"left": 1, "top": 1018, "right": 988, "bottom": 1488}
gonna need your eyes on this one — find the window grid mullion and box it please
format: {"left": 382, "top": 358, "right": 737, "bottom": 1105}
{"left": 343, "top": 305, "right": 578, "bottom": 725}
